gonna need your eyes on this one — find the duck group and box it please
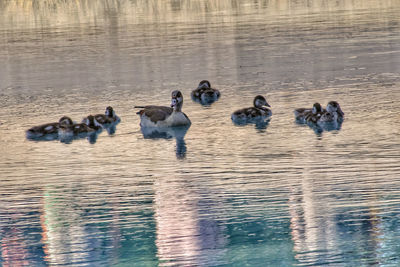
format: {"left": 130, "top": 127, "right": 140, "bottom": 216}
{"left": 294, "top": 101, "right": 344, "bottom": 130}
{"left": 26, "top": 106, "right": 120, "bottom": 142}
{"left": 26, "top": 80, "right": 344, "bottom": 141}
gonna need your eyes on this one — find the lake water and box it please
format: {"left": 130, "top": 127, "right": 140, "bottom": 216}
{"left": 1, "top": 0, "right": 400, "bottom": 266}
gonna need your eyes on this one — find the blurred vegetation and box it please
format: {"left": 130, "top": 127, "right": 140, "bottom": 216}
{"left": 1, "top": 0, "right": 398, "bottom": 29}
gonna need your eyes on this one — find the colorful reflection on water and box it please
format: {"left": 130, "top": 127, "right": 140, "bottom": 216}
{"left": 1, "top": 0, "right": 400, "bottom": 266}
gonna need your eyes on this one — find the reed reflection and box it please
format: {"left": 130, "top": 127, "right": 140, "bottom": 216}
{"left": 140, "top": 126, "right": 190, "bottom": 159}
{"left": 288, "top": 167, "right": 385, "bottom": 265}
{"left": 40, "top": 187, "right": 107, "bottom": 265}
{"left": 1, "top": 216, "right": 32, "bottom": 266}
{"left": 154, "top": 174, "right": 227, "bottom": 266}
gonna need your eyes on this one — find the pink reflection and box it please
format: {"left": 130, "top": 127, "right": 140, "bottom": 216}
{"left": 154, "top": 175, "right": 226, "bottom": 266}
{"left": 1, "top": 215, "right": 30, "bottom": 267}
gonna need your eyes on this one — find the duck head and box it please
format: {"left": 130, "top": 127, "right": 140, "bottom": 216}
{"left": 59, "top": 116, "right": 73, "bottom": 126}
{"left": 312, "top": 103, "right": 323, "bottom": 114}
{"left": 253, "top": 95, "right": 271, "bottom": 108}
{"left": 105, "top": 106, "right": 115, "bottom": 118}
{"left": 326, "top": 101, "right": 344, "bottom": 116}
{"left": 198, "top": 80, "right": 211, "bottom": 89}
{"left": 171, "top": 90, "right": 184, "bottom": 112}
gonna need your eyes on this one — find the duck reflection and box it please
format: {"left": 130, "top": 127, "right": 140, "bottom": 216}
{"left": 140, "top": 126, "right": 190, "bottom": 159}
{"left": 307, "top": 120, "right": 343, "bottom": 136}
{"left": 58, "top": 130, "right": 101, "bottom": 144}
{"left": 232, "top": 119, "right": 271, "bottom": 132}
{"left": 26, "top": 133, "right": 59, "bottom": 142}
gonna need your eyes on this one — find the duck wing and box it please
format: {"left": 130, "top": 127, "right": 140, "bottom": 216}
{"left": 233, "top": 107, "right": 262, "bottom": 117}
{"left": 94, "top": 114, "right": 111, "bottom": 124}
{"left": 28, "top": 122, "right": 59, "bottom": 135}
{"left": 137, "top": 106, "right": 173, "bottom": 123}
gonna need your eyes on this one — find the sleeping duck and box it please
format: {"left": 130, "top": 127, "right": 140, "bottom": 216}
{"left": 94, "top": 106, "right": 120, "bottom": 126}
{"left": 191, "top": 80, "right": 220, "bottom": 104}
{"left": 324, "top": 101, "right": 344, "bottom": 122}
{"left": 311, "top": 101, "right": 345, "bottom": 124}
{"left": 58, "top": 118, "right": 96, "bottom": 136}
{"left": 81, "top": 115, "right": 102, "bottom": 131}
{"left": 135, "top": 90, "right": 191, "bottom": 127}
{"left": 294, "top": 103, "right": 324, "bottom": 122}
{"left": 231, "top": 95, "right": 272, "bottom": 123}
{"left": 304, "top": 103, "right": 324, "bottom": 124}
{"left": 26, "top": 116, "right": 73, "bottom": 138}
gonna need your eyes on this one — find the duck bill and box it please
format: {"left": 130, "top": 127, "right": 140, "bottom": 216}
{"left": 171, "top": 98, "right": 177, "bottom": 108}
{"left": 338, "top": 107, "right": 344, "bottom": 116}
{"left": 265, "top": 102, "right": 271, "bottom": 108}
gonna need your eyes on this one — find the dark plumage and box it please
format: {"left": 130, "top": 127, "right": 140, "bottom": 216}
{"left": 304, "top": 103, "right": 324, "bottom": 124}
{"left": 294, "top": 103, "right": 324, "bottom": 122}
{"left": 82, "top": 115, "right": 102, "bottom": 131}
{"left": 94, "top": 106, "right": 120, "bottom": 125}
{"left": 191, "top": 80, "right": 220, "bottom": 104}
{"left": 231, "top": 95, "right": 272, "bottom": 123}
{"left": 26, "top": 116, "right": 73, "bottom": 138}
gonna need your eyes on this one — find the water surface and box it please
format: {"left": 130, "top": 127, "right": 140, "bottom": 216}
{"left": 1, "top": 0, "right": 400, "bottom": 266}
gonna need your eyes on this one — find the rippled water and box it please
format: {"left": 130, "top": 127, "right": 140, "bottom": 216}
{"left": 1, "top": 0, "right": 400, "bottom": 266}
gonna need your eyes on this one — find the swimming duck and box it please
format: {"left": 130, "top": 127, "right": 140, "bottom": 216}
{"left": 26, "top": 116, "right": 73, "bottom": 138}
{"left": 94, "top": 106, "right": 120, "bottom": 126}
{"left": 58, "top": 118, "right": 96, "bottom": 136}
{"left": 324, "top": 101, "right": 344, "bottom": 121}
{"left": 81, "top": 115, "right": 102, "bottom": 131}
{"left": 304, "top": 103, "right": 324, "bottom": 124}
{"left": 135, "top": 90, "right": 191, "bottom": 127}
{"left": 313, "top": 101, "right": 344, "bottom": 124}
{"left": 231, "top": 95, "right": 271, "bottom": 123}
{"left": 294, "top": 103, "right": 324, "bottom": 122}
{"left": 191, "top": 80, "right": 220, "bottom": 104}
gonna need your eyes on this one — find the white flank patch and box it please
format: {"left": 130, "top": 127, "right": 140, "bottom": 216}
{"left": 94, "top": 118, "right": 102, "bottom": 127}
{"left": 140, "top": 112, "right": 190, "bottom": 128}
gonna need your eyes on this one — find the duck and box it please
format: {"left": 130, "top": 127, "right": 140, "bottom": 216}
{"left": 94, "top": 106, "right": 120, "bottom": 126}
{"left": 311, "top": 101, "right": 344, "bottom": 124}
{"left": 58, "top": 118, "right": 96, "bottom": 136}
{"left": 304, "top": 103, "right": 324, "bottom": 124}
{"left": 324, "top": 101, "right": 344, "bottom": 122}
{"left": 26, "top": 116, "right": 73, "bottom": 138}
{"left": 135, "top": 90, "right": 191, "bottom": 127}
{"left": 294, "top": 103, "right": 324, "bottom": 122}
{"left": 231, "top": 95, "right": 272, "bottom": 123}
{"left": 81, "top": 115, "right": 102, "bottom": 131}
{"left": 191, "top": 80, "right": 220, "bottom": 104}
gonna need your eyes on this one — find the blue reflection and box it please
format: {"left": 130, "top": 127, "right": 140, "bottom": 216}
{"left": 295, "top": 119, "right": 343, "bottom": 136}
{"left": 26, "top": 133, "right": 59, "bottom": 142}
{"left": 307, "top": 120, "right": 343, "bottom": 136}
{"left": 140, "top": 126, "right": 190, "bottom": 159}
{"left": 232, "top": 118, "right": 271, "bottom": 132}
{"left": 191, "top": 94, "right": 220, "bottom": 106}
